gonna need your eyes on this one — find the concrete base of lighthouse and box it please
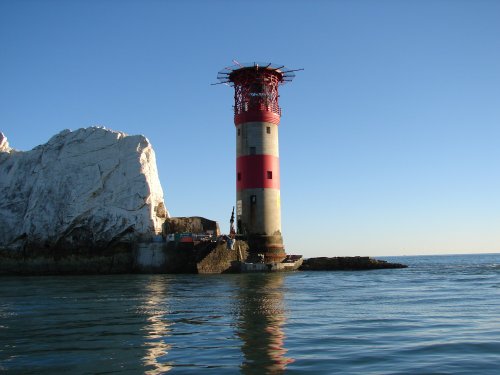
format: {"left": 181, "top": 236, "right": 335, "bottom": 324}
{"left": 236, "top": 188, "right": 286, "bottom": 263}
{"left": 246, "top": 233, "right": 286, "bottom": 263}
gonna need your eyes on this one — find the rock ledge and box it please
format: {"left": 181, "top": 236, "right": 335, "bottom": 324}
{"left": 299, "top": 256, "right": 407, "bottom": 271}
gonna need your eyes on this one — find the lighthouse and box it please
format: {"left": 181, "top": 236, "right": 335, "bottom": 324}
{"left": 217, "top": 62, "right": 299, "bottom": 263}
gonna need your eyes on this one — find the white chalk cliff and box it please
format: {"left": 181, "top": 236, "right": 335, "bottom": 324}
{"left": 0, "top": 132, "right": 11, "bottom": 153}
{"left": 0, "top": 127, "right": 168, "bottom": 251}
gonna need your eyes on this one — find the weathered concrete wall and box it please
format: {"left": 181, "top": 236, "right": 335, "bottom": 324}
{"left": 134, "top": 243, "right": 167, "bottom": 273}
{"left": 163, "top": 217, "right": 220, "bottom": 236}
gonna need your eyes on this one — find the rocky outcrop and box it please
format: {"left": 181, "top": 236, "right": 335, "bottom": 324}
{"left": 196, "top": 240, "right": 248, "bottom": 274}
{"left": 299, "top": 256, "right": 407, "bottom": 271}
{"left": 0, "top": 127, "right": 168, "bottom": 272}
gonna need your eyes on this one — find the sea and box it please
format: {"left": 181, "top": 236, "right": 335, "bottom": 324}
{"left": 1, "top": 253, "right": 500, "bottom": 374}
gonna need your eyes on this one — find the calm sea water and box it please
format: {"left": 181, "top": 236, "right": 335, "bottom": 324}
{"left": 1, "top": 253, "right": 500, "bottom": 374}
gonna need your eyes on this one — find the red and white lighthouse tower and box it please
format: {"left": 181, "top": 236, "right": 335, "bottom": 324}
{"left": 217, "top": 62, "right": 299, "bottom": 263}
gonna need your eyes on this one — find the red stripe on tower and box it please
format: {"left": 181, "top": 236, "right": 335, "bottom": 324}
{"left": 234, "top": 111, "right": 281, "bottom": 126}
{"left": 236, "top": 155, "right": 280, "bottom": 190}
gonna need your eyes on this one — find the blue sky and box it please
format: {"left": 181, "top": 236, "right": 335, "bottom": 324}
{"left": 1, "top": 0, "right": 499, "bottom": 257}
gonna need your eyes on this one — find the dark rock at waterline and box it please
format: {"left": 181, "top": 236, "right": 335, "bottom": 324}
{"left": 0, "top": 240, "right": 249, "bottom": 275}
{"left": 299, "top": 256, "right": 407, "bottom": 271}
{"left": 0, "top": 243, "right": 136, "bottom": 275}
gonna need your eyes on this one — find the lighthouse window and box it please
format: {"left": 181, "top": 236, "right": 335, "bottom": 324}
{"left": 267, "top": 171, "right": 272, "bottom": 179}
{"left": 266, "top": 126, "right": 271, "bottom": 134}
{"left": 237, "top": 128, "right": 240, "bottom": 136}
{"left": 250, "top": 147, "right": 256, "bottom": 155}
{"left": 237, "top": 172, "right": 241, "bottom": 181}
{"left": 251, "top": 195, "right": 257, "bottom": 204}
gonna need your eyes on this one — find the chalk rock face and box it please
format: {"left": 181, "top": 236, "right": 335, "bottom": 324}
{"left": 0, "top": 132, "right": 11, "bottom": 153}
{"left": 0, "top": 127, "right": 168, "bottom": 251}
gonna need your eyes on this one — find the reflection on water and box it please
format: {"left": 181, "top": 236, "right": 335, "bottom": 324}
{"left": 137, "top": 274, "right": 293, "bottom": 373}
{"left": 3, "top": 255, "right": 500, "bottom": 373}
{"left": 139, "top": 278, "right": 173, "bottom": 374}
{"left": 234, "top": 274, "right": 294, "bottom": 374}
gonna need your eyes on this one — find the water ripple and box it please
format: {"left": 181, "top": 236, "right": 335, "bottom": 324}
{"left": 1, "top": 254, "right": 500, "bottom": 373}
